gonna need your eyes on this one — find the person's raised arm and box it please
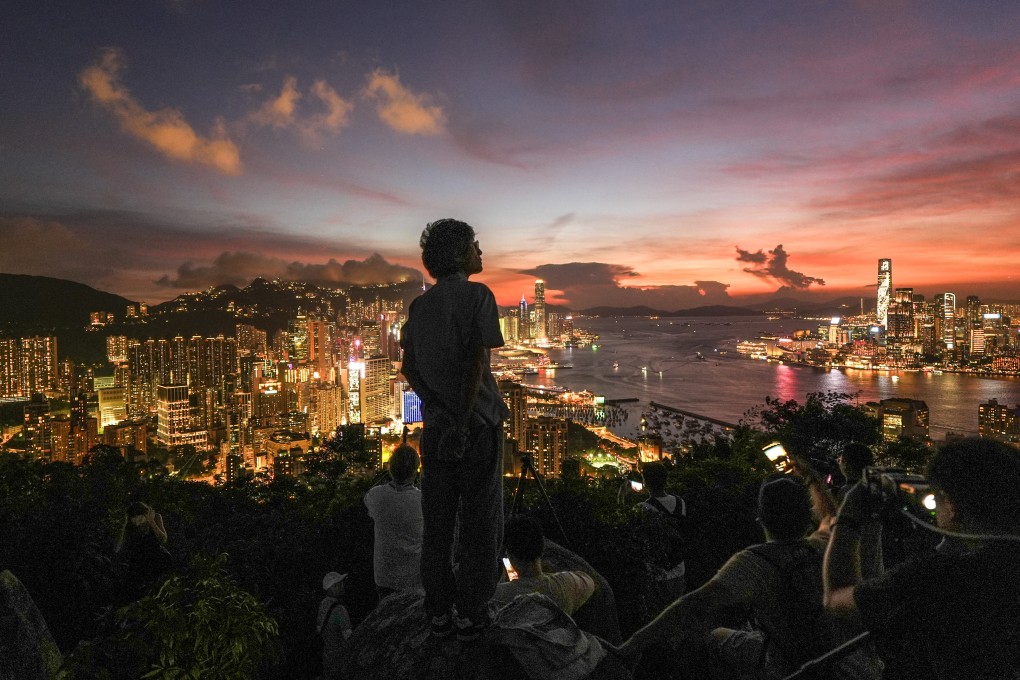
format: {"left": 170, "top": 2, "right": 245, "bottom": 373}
{"left": 618, "top": 580, "right": 742, "bottom": 657}
{"left": 789, "top": 452, "right": 839, "bottom": 527}
{"left": 823, "top": 483, "right": 879, "bottom": 616}
{"left": 146, "top": 507, "right": 168, "bottom": 546}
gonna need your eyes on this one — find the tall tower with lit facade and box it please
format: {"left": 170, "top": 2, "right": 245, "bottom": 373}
{"left": 533, "top": 279, "right": 547, "bottom": 341}
{"left": 518, "top": 295, "right": 530, "bottom": 340}
{"left": 876, "top": 259, "right": 892, "bottom": 328}
{"left": 941, "top": 292, "right": 956, "bottom": 350}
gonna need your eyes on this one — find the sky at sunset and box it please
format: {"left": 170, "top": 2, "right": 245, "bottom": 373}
{"left": 3, "top": 1, "right": 1019, "bottom": 309}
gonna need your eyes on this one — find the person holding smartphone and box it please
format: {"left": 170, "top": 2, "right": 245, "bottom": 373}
{"left": 492, "top": 516, "right": 595, "bottom": 617}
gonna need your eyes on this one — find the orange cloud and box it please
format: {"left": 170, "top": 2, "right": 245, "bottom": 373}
{"left": 364, "top": 69, "right": 446, "bottom": 135}
{"left": 79, "top": 49, "right": 241, "bottom": 175}
{"left": 251, "top": 75, "right": 302, "bottom": 128}
{"left": 248, "top": 76, "right": 353, "bottom": 145}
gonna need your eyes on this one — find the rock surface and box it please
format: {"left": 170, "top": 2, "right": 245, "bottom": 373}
{"left": 0, "top": 570, "right": 62, "bottom": 680}
{"left": 339, "top": 540, "right": 627, "bottom": 679}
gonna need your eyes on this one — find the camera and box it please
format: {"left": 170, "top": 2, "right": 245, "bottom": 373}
{"left": 863, "top": 466, "right": 937, "bottom": 522}
{"left": 630, "top": 479, "right": 644, "bottom": 492}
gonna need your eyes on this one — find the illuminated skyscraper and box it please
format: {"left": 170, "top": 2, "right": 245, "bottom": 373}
{"left": 155, "top": 385, "right": 191, "bottom": 448}
{"left": 289, "top": 313, "right": 309, "bottom": 363}
{"left": 876, "top": 259, "right": 892, "bottom": 328}
{"left": 519, "top": 295, "right": 530, "bottom": 340}
{"left": 361, "top": 356, "right": 391, "bottom": 423}
{"left": 886, "top": 288, "right": 914, "bottom": 339}
{"left": 941, "top": 293, "right": 957, "bottom": 350}
{"left": 533, "top": 279, "right": 547, "bottom": 340}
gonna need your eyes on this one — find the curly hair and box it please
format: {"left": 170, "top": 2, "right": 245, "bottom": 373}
{"left": 388, "top": 442, "right": 420, "bottom": 483}
{"left": 420, "top": 218, "right": 476, "bottom": 278}
{"left": 927, "top": 437, "right": 1020, "bottom": 534}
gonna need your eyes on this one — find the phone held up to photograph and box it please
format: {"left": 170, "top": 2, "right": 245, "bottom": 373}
{"left": 503, "top": 557, "right": 519, "bottom": 581}
{"left": 761, "top": 442, "right": 793, "bottom": 474}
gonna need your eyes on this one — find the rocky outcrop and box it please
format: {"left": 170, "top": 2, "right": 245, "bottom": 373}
{"left": 0, "top": 570, "right": 62, "bottom": 680}
{"left": 339, "top": 541, "right": 627, "bottom": 679}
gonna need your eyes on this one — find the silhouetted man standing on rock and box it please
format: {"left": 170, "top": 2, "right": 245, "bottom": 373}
{"left": 400, "top": 218, "right": 509, "bottom": 642}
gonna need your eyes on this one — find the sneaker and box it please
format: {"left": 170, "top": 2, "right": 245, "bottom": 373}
{"left": 430, "top": 611, "right": 456, "bottom": 639}
{"left": 455, "top": 614, "right": 490, "bottom": 642}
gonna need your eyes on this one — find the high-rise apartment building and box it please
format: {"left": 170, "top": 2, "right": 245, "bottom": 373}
{"left": 876, "top": 259, "right": 892, "bottom": 328}
{"left": 22, "top": 394, "right": 50, "bottom": 459}
{"left": 236, "top": 323, "right": 268, "bottom": 356}
{"left": 525, "top": 416, "right": 568, "bottom": 476}
{"left": 48, "top": 416, "right": 71, "bottom": 463}
{"left": 978, "top": 398, "right": 1020, "bottom": 442}
{"left": 307, "top": 317, "right": 337, "bottom": 380}
{"left": 70, "top": 392, "right": 98, "bottom": 463}
{"left": 314, "top": 384, "right": 345, "bottom": 435}
{"left": 0, "top": 336, "right": 58, "bottom": 398}
{"left": 358, "top": 321, "right": 382, "bottom": 360}
{"left": 106, "top": 335, "right": 128, "bottom": 363}
{"left": 103, "top": 420, "right": 148, "bottom": 455}
{"left": 499, "top": 380, "right": 526, "bottom": 453}
{"left": 500, "top": 313, "right": 519, "bottom": 344}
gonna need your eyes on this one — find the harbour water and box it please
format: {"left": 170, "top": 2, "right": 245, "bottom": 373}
{"left": 525, "top": 317, "right": 1020, "bottom": 441}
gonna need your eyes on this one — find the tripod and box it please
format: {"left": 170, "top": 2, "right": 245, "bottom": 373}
{"left": 510, "top": 454, "right": 572, "bottom": 550}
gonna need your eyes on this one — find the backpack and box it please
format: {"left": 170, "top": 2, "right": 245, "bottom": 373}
{"left": 645, "top": 494, "right": 686, "bottom": 519}
{"left": 745, "top": 541, "right": 829, "bottom": 670}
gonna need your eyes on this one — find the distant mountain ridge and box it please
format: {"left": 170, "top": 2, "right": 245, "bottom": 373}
{"left": 0, "top": 274, "right": 135, "bottom": 330}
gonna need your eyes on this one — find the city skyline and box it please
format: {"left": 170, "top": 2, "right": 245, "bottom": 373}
{"left": 3, "top": 2, "right": 1020, "bottom": 308}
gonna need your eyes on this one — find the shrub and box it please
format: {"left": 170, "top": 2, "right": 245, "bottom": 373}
{"left": 62, "top": 553, "right": 279, "bottom": 680}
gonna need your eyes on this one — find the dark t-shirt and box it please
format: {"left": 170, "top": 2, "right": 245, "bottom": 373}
{"left": 123, "top": 532, "right": 172, "bottom": 599}
{"left": 400, "top": 273, "right": 508, "bottom": 426}
{"left": 854, "top": 542, "right": 1020, "bottom": 680}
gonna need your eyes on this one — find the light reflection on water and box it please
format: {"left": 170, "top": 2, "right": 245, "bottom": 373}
{"left": 528, "top": 317, "right": 1020, "bottom": 440}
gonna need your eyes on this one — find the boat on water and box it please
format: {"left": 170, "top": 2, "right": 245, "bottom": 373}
{"left": 696, "top": 352, "right": 707, "bottom": 361}
{"left": 612, "top": 361, "right": 619, "bottom": 369}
